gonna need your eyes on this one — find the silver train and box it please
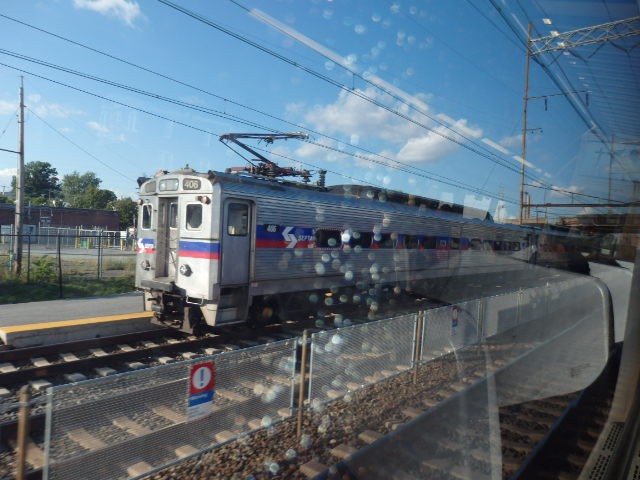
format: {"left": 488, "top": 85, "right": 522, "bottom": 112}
{"left": 134, "top": 166, "right": 589, "bottom": 333}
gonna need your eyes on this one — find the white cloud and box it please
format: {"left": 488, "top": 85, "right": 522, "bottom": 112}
{"left": 304, "top": 87, "right": 424, "bottom": 143}
{"left": 33, "top": 103, "right": 83, "bottom": 118}
{"left": 73, "top": 0, "right": 142, "bottom": 27}
{"left": 500, "top": 134, "right": 522, "bottom": 149}
{"left": 302, "top": 86, "right": 486, "bottom": 166}
{"left": 87, "top": 120, "right": 110, "bottom": 134}
{"left": 550, "top": 184, "right": 581, "bottom": 198}
{"left": 0, "top": 99, "right": 17, "bottom": 115}
{"left": 481, "top": 137, "right": 510, "bottom": 155}
{"left": 0, "top": 167, "right": 17, "bottom": 193}
{"left": 395, "top": 129, "right": 458, "bottom": 163}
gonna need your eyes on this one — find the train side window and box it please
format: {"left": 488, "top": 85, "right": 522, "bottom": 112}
{"left": 423, "top": 236, "right": 437, "bottom": 249}
{"left": 451, "top": 237, "right": 460, "bottom": 250}
{"left": 169, "top": 202, "right": 178, "bottom": 229}
{"left": 405, "top": 235, "right": 420, "bottom": 249}
{"left": 470, "top": 238, "right": 482, "bottom": 250}
{"left": 142, "top": 204, "right": 152, "bottom": 230}
{"left": 227, "top": 203, "right": 248, "bottom": 236}
{"left": 373, "top": 233, "right": 394, "bottom": 248}
{"left": 315, "top": 229, "right": 341, "bottom": 248}
{"left": 186, "top": 204, "right": 202, "bottom": 230}
{"left": 343, "top": 231, "right": 372, "bottom": 248}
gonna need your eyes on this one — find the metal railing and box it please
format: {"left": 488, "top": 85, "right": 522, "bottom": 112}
{"left": 0, "top": 233, "right": 136, "bottom": 286}
{"left": 3, "top": 274, "right": 610, "bottom": 480}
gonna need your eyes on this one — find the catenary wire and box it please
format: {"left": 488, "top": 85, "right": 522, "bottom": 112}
{"left": 0, "top": 51, "right": 528, "bottom": 203}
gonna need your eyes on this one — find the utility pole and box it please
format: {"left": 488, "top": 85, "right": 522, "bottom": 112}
{"left": 520, "top": 23, "right": 532, "bottom": 225}
{"left": 12, "top": 77, "right": 24, "bottom": 276}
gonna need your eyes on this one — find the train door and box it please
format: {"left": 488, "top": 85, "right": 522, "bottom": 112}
{"left": 156, "top": 197, "right": 179, "bottom": 279}
{"left": 220, "top": 199, "right": 251, "bottom": 285}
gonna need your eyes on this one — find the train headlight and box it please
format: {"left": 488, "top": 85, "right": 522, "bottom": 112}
{"left": 179, "top": 264, "right": 192, "bottom": 276}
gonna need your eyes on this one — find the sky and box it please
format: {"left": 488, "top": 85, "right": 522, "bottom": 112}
{"left": 0, "top": 0, "right": 623, "bottom": 221}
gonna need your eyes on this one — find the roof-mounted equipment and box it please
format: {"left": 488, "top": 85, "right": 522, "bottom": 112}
{"left": 220, "top": 132, "right": 320, "bottom": 184}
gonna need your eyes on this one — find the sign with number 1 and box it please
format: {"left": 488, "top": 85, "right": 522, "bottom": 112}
{"left": 187, "top": 361, "right": 216, "bottom": 422}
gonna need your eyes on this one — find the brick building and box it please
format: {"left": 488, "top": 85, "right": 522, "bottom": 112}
{"left": 0, "top": 203, "right": 120, "bottom": 231}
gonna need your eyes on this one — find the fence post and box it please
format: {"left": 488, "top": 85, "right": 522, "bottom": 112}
{"left": 478, "top": 297, "right": 487, "bottom": 341}
{"left": 98, "top": 232, "right": 103, "bottom": 279}
{"left": 413, "top": 311, "right": 424, "bottom": 385}
{"left": 56, "top": 234, "right": 63, "bottom": 299}
{"left": 15, "top": 385, "right": 31, "bottom": 480}
{"left": 296, "top": 330, "right": 309, "bottom": 440}
{"left": 26, "top": 235, "right": 31, "bottom": 285}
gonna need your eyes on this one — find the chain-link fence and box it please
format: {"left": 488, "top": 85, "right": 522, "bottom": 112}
{"left": 0, "top": 232, "right": 136, "bottom": 287}
{"left": 15, "top": 275, "right": 609, "bottom": 480}
{"left": 308, "top": 314, "right": 417, "bottom": 406}
{"left": 43, "top": 340, "right": 296, "bottom": 480}
{"left": 421, "top": 299, "right": 481, "bottom": 362}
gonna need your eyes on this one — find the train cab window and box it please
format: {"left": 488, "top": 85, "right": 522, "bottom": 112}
{"left": 227, "top": 203, "right": 248, "bottom": 236}
{"left": 186, "top": 204, "right": 202, "bottom": 230}
{"left": 315, "top": 229, "right": 342, "bottom": 248}
{"left": 169, "top": 202, "right": 178, "bottom": 229}
{"left": 142, "top": 204, "right": 152, "bottom": 230}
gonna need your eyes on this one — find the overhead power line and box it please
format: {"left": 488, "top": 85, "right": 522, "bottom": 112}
{"left": 26, "top": 107, "right": 137, "bottom": 182}
{"left": 0, "top": 12, "right": 547, "bottom": 197}
{"left": 157, "top": 0, "right": 549, "bottom": 185}
{"left": 3, "top": 10, "right": 552, "bottom": 205}
{"left": 0, "top": 48, "right": 529, "bottom": 203}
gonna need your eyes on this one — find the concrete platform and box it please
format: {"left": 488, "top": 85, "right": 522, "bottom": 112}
{"left": 0, "top": 312, "right": 155, "bottom": 348}
{"left": 0, "top": 292, "right": 159, "bottom": 348}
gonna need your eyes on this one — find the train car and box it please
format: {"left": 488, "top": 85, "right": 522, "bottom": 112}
{"left": 134, "top": 164, "right": 544, "bottom": 333}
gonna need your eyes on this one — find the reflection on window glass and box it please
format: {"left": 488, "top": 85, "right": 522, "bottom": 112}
{"left": 315, "top": 229, "right": 341, "bottom": 248}
{"left": 227, "top": 203, "right": 248, "bottom": 236}
{"left": 142, "top": 204, "right": 152, "bottom": 229}
{"left": 342, "top": 230, "right": 373, "bottom": 248}
{"left": 169, "top": 202, "right": 178, "bottom": 229}
{"left": 186, "top": 204, "right": 202, "bottom": 230}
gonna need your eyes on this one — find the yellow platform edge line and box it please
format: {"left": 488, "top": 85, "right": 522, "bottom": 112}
{"left": 0, "top": 312, "right": 151, "bottom": 333}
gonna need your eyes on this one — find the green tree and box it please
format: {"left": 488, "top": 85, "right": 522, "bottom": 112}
{"left": 11, "top": 161, "right": 61, "bottom": 204}
{"left": 108, "top": 197, "right": 137, "bottom": 230}
{"left": 61, "top": 171, "right": 101, "bottom": 207}
{"left": 75, "top": 185, "right": 117, "bottom": 209}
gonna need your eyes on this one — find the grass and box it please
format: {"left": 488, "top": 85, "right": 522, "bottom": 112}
{"left": 0, "top": 276, "right": 136, "bottom": 304}
{"left": 0, "top": 253, "right": 136, "bottom": 304}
